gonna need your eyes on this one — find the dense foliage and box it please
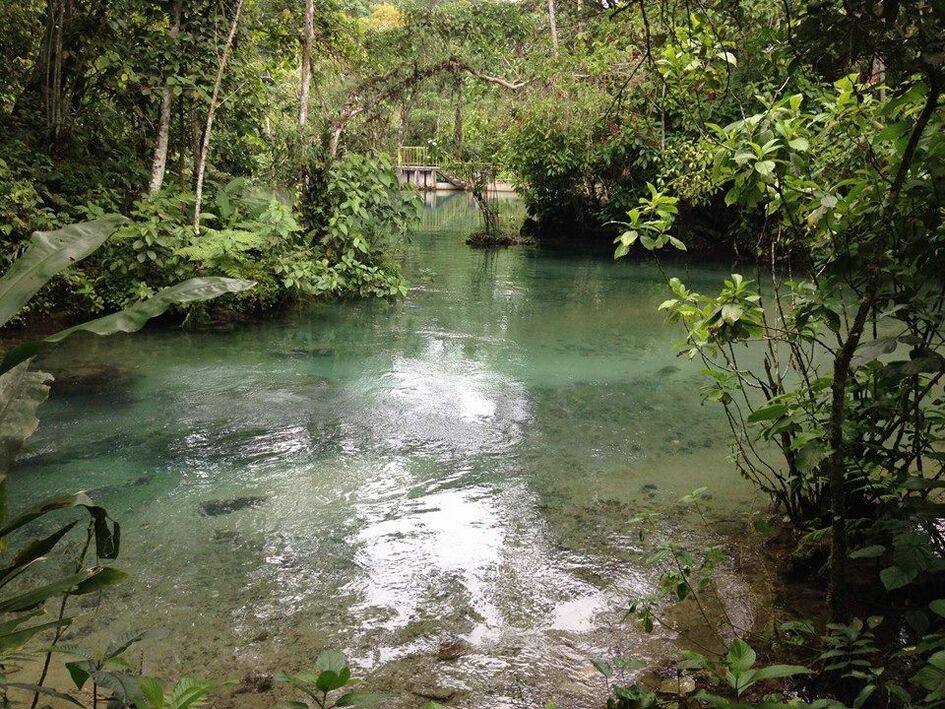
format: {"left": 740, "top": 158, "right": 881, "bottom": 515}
{"left": 2, "top": 0, "right": 945, "bottom": 706}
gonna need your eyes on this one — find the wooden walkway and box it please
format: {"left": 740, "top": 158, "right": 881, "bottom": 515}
{"left": 394, "top": 146, "right": 465, "bottom": 191}
{"left": 394, "top": 146, "right": 515, "bottom": 192}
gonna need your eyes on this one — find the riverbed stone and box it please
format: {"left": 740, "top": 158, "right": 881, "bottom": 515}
{"left": 199, "top": 495, "right": 267, "bottom": 516}
{"left": 437, "top": 636, "right": 466, "bottom": 660}
{"left": 236, "top": 671, "right": 273, "bottom": 693}
{"left": 273, "top": 343, "right": 335, "bottom": 358}
{"left": 48, "top": 363, "right": 136, "bottom": 396}
{"left": 409, "top": 683, "right": 457, "bottom": 701}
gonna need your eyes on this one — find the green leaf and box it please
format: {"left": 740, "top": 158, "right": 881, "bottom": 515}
{"left": 930, "top": 600, "right": 945, "bottom": 618}
{"left": 913, "top": 651, "right": 945, "bottom": 696}
{"left": 880, "top": 565, "right": 917, "bottom": 591}
{"left": 73, "top": 566, "right": 127, "bottom": 594}
{"left": 0, "top": 277, "right": 256, "bottom": 375}
{"left": 0, "top": 522, "right": 78, "bottom": 585}
{"left": 336, "top": 691, "right": 386, "bottom": 706}
{"left": 65, "top": 660, "right": 92, "bottom": 690}
{"left": 849, "top": 545, "right": 885, "bottom": 559}
{"left": 592, "top": 659, "right": 613, "bottom": 677}
{"left": 92, "top": 671, "right": 146, "bottom": 704}
{"left": 0, "top": 218, "right": 125, "bottom": 328}
{"left": 0, "top": 492, "right": 120, "bottom": 560}
{"left": 0, "top": 364, "right": 52, "bottom": 530}
{"left": 104, "top": 628, "right": 161, "bottom": 661}
{"left": 137, "top": 676, "right": 166, "bottom": 708}
{"left": 754, "top": 160, "right": 776, "bottom": 176}
{"left": 750, "top": 664, "right": 811, "bottom": 681}
{"left": 0, "top": 617, "right": 73, "bottom": 654}
{"left": 853, "top": 684, "right": 876, "bottom": 709}
{"left": 1, "top": 682, "right": 86, "bottom": 706}
{"left": 721, "top": 303, "right": 744, "bottom": 324}
{"left": 169, "top": 677, "right": 235, "bottom": 709}
{"left": 727, "top": 639, "right": 756, "bottom": 672}
{"left": 316, "top": 668, "right": 351, "bottom": 692}
{"left": 0, "top": 565, "right": 125, "bottom": 613}
{"left": 747, "top": 404, "right": 788, "bottom": 423}
{"left": 315, "top": 649, "right": 348, "bottom": 674}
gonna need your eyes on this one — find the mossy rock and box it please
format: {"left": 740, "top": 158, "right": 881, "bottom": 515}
{"left": 465, "top": 230, "right": 536, "bottom": 248}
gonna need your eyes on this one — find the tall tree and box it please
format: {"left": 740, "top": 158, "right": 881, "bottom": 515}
{"left": 299, "top": 0, "right": 313, "bottom": 129}
{"left": 193, "top": 0, "right": 245, "bottom": 235}
{"left": 547, "top": 0, "right": 558, "bottom": 55}
{"left": 148, "top": 0, "right": 183, "bottom": 194}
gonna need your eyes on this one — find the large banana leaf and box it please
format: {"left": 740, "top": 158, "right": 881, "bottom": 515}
{"left": 0, "top": 276, "right": 255, "bottom": 375}
{"left": 0, "top": 217, "right": 125, "bottom": 328}
{"left": 0, "top": 364, "right": 52, "bottom": 529}
{"left": 0, "top": 364, "right": 50, "bottom": 477}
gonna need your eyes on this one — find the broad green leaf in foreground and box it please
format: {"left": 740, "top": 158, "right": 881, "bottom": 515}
{"left": 0, "top": 364, "right": 52, "bottom": 530}
{"left": 0, "top": 217, "right": 125, "bottom": 328}
{"left": 0, "top": 277, "right": 255, "bottom": 374}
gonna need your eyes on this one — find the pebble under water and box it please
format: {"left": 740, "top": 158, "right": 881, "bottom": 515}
{"left": 10, "top": 193, "right": 765, "bottom": 707}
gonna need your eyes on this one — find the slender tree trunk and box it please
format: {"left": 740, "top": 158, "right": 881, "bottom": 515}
{"left": 49, "top": 0, "right": 65, "bottom": 141}
{"left": 825, "top": 301, "right": 871, "bottom": 622}
{"left": 824, "top": 72, "right": 941, "bottom": 622}
{"left": 328, "top": 123, "right": 343, "bottom": 159}
{"left": 191, "top": 110, "right": 203, "bottom": 189}
{"left": 297, "top": 0, "right": 314, "bottom": 190}
{"left": 193, "top": 0, "right": 244, "bottom": 235}
{"left": 399, "top": 97, "right": 411, "bottom": 145}
{"left": 148, "top": 0, "right": 183, "bottom": 194}
{"left": 453, "top": 79, "right": 463, "bottom": 151}
{"left": 547, "top": 0, "right": 559, "bottom": 55}
{"left": 299, "top": 0, "right": 313, "bottom": 129}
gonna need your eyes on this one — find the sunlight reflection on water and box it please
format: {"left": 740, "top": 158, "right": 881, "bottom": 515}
{"left": 10, "top": 194, "right": 762, "bottom": 707}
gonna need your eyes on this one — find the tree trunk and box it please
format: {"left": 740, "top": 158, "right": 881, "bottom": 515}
{"left": 328, "top": 123, "right": 343, "bottom": 159}
{"left": 297, "top": 0, "right": 314, "bottom": 190}
{"left": 49, "top": 0, "right": 66, "bottom": 140}
{"left": 148, "top": 0, "right": 183, "bottom": 194}
{"left": 193, "top": 0, "right": 245, "bottom": 235}
{"left": 547, "top": 0, "right": 559, "bottom": 55}
{"left": 824, "top": 72, "right": 941, "bottom": 623}
{"left": 453, "top": 79, "right": 463, "bottom": 151}
{"left": 825, "top": 300, "right": 871, "bottom": 622}
{"left": 399, "top": 97, "right": 411, "bottom": 145}
{"left": 299, "top": 0, "right": 313, "bottom": 129}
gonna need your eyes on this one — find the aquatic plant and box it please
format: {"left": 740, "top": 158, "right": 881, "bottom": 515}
{"left": 276, "top": 650, "right": 383, "bottom": 708}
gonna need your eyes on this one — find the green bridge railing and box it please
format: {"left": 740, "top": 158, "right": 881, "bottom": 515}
{"left": 396, "top": 146, "right": 439, "bottom": 168}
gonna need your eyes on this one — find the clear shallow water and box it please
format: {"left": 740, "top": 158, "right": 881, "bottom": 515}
{"left": 10, "top": 193, "right": 761, "bottom": 707}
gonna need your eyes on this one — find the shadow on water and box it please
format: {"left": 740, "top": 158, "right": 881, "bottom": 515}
{"left": 9, "top": 195, "right": 765, "bottom": 707}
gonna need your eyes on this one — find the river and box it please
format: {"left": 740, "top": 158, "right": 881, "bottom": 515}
{"left": 10, "top": 193, "right": 764, "bottom": 707}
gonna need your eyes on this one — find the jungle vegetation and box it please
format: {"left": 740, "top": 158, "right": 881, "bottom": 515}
{"left": 1, "top": 0, "right": 945, "bottom": 706}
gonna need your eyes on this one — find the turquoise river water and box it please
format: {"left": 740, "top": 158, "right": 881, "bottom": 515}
{"left": 10, "top": 194, "right": 765, "bottom": 708}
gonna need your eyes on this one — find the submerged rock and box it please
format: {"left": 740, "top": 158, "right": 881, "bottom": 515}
{"left": 437, "top": 636, "right": 466, "bottom": 661}
{"left": 272, "top": 343, "right": 335, "bottom": 358}
{"left": 409, "top": 683, "right": 457, "bottom": 701}
{"left": 47, "top": 363, "right": 136, "bottom": 396}
{"left": 236, "top": 671, "right": 273, "bottom": 693}
{"left": 199, "top": 496, "right": 267, "bottom": 516}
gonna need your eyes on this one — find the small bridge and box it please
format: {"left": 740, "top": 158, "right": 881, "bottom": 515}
{"left": 394, "top": 146, "right": 466, "bottom": 191}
